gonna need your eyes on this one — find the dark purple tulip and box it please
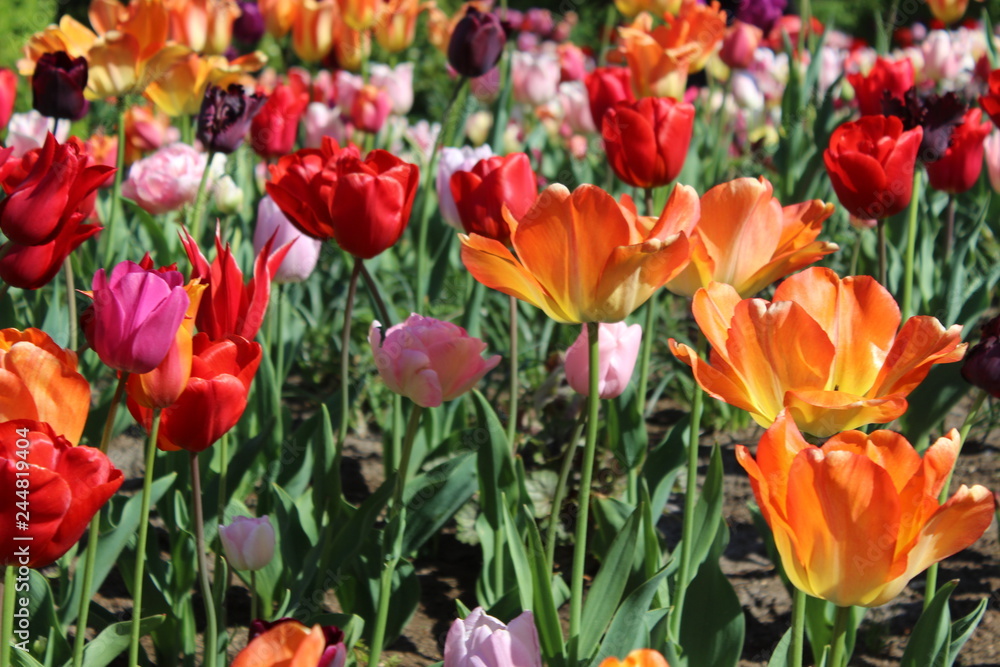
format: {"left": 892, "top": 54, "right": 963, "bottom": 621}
{"left": 737, "top": 0, "right": 786, "bottom": 33}
{"left": 196, "top": 83, "right": 267, "bottom": 154}
{"left": 447, "top": 8, "right": 506, "bottom": 78}
{"left": 882, "top": 88, "right": 968, "bottom": 163}
{"left": 32, "top": 51, "right": 88, "bottom": 120}
{"left": 233, "top": 1, "right": 265, "bottom": 45}
{"left": 962, "top": 315, "right": 1000, "bottom": 398}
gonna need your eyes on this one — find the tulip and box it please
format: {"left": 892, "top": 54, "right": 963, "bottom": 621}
{"left": 123, "top": 105, "right": 180, "bottom": 164}
{"left": 981, "top": 70, "right": 1000, "bottom": 129}
{"left": 602, "top": 97, "right": 695, "bottom": 189}
{"left": 291, "top": 0, "right": 337, "bottom": 63}
{"left": 254, "top": 196, "right": 322, "bottom": 283}
{"left": 0, "top": 69, "right": 17, "bottom": 130}
{"left": 303, "top": 101, "right": 348, "bottom": 147}
{"left": 926, "top": 108, "right": 992, "bottom": 194}
{"left": 267, "top": 139, "right": 420, "bottom": 259}
{"left": 437, "top": 145, "right": 494, "bottom": 229}
{"left": 720, "top": 20, "right": 762, "bottom": 71}
{"left": 845, "top": 57, "right": 914, "bottom": 116}
{"left": 88, "top": 261, "right": 191, "bottom": 374}
{"left": 737, "top": 411, "right": 995, "bottom": 607}
{"left": 334, "top": 25, "right": 370, "bottom": 73}
{"left": 883, "top": 89, "right": 966, "bottom": 165}
{"left": 166, "top": 0, "right": 243, "bottom": 55}
{"left": 558, "top": 43, "right": 587, "bottom": 82}
{"left": 232, "top": 619, "right": 346, "bottom": 667}
{"left": 127, "top": 333, "right": 262, "bottom": 452}
{"left": 585, "top": 67, "right": 635, "bottom": 130}
{"left": 599, "top": 650, "right": 670, "bottom": 667}
{"left": 665, "top": 177, "right": 837, "bottom": 298}
{"left": 670, "top": 267, "right": 966, "bottom": 437}
{"left": 443, "top": 608, "right": 541, "bottom": 667}
{"left": 213, "top": 174, "right": 244, "bottom": 214}
{"left": 122, "top": 143, "right": 225, "bottom": 215}
{"left": 0, "top": 216, "right": 102, "bottom": 290}
{"left": 616, "top": 15, "right": 698, "bottom": 101}
{"left": 0, "top": 420, "right": 124, "bottom": 569}
{"left": 350, "top": 85, "right": 392, "bottom": 134}
{"left": 258, "top": 0, "right": 299, "bottom": 38}
{"left": 233, "top": 0, "right": 265, "bottom": 44}
{"left": 219, "top": 516, "right": 276, "bottom": 571}
{"left": 512, "top": 51, "right": 561, "bottom": 107}
{"left": 447, "top": 7, "right": 506, "bottom": 79}
{"left": 197, "top": 83, "right": 267, "bottom": 154}
{"left": 460, "top": 183, "right": 694, "bottom": 323}
{"left": 0, "top": 329, "right": 90, "bottom": 444}
{"left": 565, "top": 322, "right": 643, "bottom": 399}
{"left": 450, "top": 153, "right": 538, "bottom": 246}
{"left": 249, "top": 81, "right": 309, "bottom": 159}
{"left": 736, "top": 0, "right": 786, "bottom": 33}
{"left": 6, "top": 110, "right": 69, "bottom": 158}
{"left": 31, "top": 51, "right": 88, "bottom": 120}
{"left": 181, "top": 227, "right": 292, "bottom": 341}
{"left": 926, "top": 0, "right": 970, "bottom": 25}
{"left": 961, "top": 314, "right": 1000, "bottom": 397}
{"left": 338, "top": 0, "right": 376, "bottom": 31}
{"left": 559, "top": 81, "right": 596, "bottom": 134}
{"left": 369, "top": 315, "right": 501, "bottom": 408}
{"left": 370, "top": 62, "right": 414, "bottom": 116}
{"left": 985, "top": 130, "right": 1000, "bottom": 193}
{"left": 0, "top": 133, "right": 114, "bottom": 246}
{"left": 823, "top": 115, "right": 923, "bottom": 220}
{"left": 374, "top": 0, "right": 421, "bottom": 53}
{"left": 144, "top": 47, "right": 266, "bottom": 117}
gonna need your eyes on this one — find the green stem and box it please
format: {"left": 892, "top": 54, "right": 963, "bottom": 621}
{"left": 789, "top": 587, "right": 806, "bottom": 667}
{"left": 464, "top": 281, "right": 487, "bottom": 339}
{"left": 338, "top": 260, "right": 363, "bottom": 450}
{"left": 190, "top": 453, "right": 219, "bottom": 667}
{"left": 72, "top": 373, "right": 128, "bottom": 667}
{"left": 637, "top": 187, "right": 658, "bottom": 417}
{"left": 275, "top": 284, "right": 285, "bottom": 382}
{"left": 180, "top": 114, "right": 193, "bottom": 145}
{"left": 598, "top": 4, "right": 617, "bottom": 66}
{"left": 849, "top": 232, "right": 862, "bottom": 277}
{"left": 943, "top": 195, "right": 955, "bottom": 265}
{"left": 250, "top": 570, "right": 258, "bottom": 622}
{"left": 101, "top": 103, "right": 128, "bottom": 268}
{"left": 2, "top": 566, "right": 14, "bottom": 667}
{"left": 671, "top": 332, "right": 705, "bottom": 640}
{"left": 393, "top": 404, "right": 425, "bottom": 510}
{"left": 64, "top": 257, "right": 77, "bottom": 349}
{"left": 507, "top": 295, "right": 519, "bottom": 453}
{"left": 360, "top": 262, "right": 394, "bottom": 326}
{"left": 546, "top": 412, "right": 586, "bottom": 572}
{"left": 877, "top": 219, "right": 887, "bottom": 287}
{"left": 369, "top": 557, "right": 398, "bottom": 667}
{"left": 189, "top": 150, "right": 217, "bottom": 242}
{"left": 129, "top": 409, "right": 161, "bottom": 667}
{"left": 569, "top": 322, "right": 602, "bottom": 657}
{"left": 213, "top": 433, "right": 230, "bottom": 639}
{"left": 828, "top": 605, "right": 851, "bottom": 667}
{"left": 901, "top": 170, "right": 922, "bottom": 321}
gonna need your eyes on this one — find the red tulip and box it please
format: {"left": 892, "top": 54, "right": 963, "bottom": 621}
{"left": 0, "top": 217, "right": 101, "bottom": 290}
{"left": 981, "top": 69, "right": 1000, "bottom": 129}
{"left": 249, "top": 82, "right": 309, "bottom": 159}
{"left": 823, "top": 115, "right": 923, "bottom": 220}
{"left": 0, "top": 420, "right": 123, "bottom": 569}
{"left": 181, "top": 227, "right": 293, "bottom": 341}
{"left": 602, "top": 97, "right": 696, "bottom": 189}
{"left": 926, "top": 108, "right": 992, "bottom": 194}
{"left": 450, "top": 153, "right": 538, "bottom": 246}
{"left": 846, "top": 57, "right": 915, "bottom": 116}
{"left": 266, "top": 138, "right": 419, "bottom": 259}
{"left": 127, "top": 334, "right": 262, "bottom": 452}
{"left": 0, "top": 69, "right": 16, "bottom": 131}
{"left": 585, "top": 66, "right": 635, "bottom": 131}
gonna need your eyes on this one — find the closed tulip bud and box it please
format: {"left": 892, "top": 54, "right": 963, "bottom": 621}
{"left": 32, "top": 51, "right": 88, "bottom": 120}
{"left": 444, "top": 608, "right": 541, "bottom": 667}
{"left": 447, "top": 7, "right": 506, "bottom": 79}
{"left": 350, "top": 85, "right": 392, "bottom": 134}
{"left": 338, "top": 0, "right": 377, "bottom": 31}
{"left": 249, "top": 82, "right": 309, "bottom": 159}
{"left": 585, "top": 67, "right": 635, "bottom": 132}
{"left": 292, "top": 0, "right": 337, "bottom": 63}
{"left": 602, "top": 97, "right": 696, "bottom": 189}
{"left": 197, "top": 84, "right": 267, "bottom": 154}
{"left": 720, "top": 20, "right": 762, "bottom": 70}
{"left": 219, "top": 516, "right": 275, "bottom": 571}
{"left": 450, "top": 153, "right": 538, "bottom": 245}
{"left": 233, "top": 0, "right": 266, "bottom": 45}
{"left": 213, "top": 174, "right": 244, "bottom": 214}
{"left": 565, "top": 322, "right": 642, "bottom": 399}
{"left": 437, "top": 145, "right": 494, "bottom": 229}
{"left": 375, "top": 0, "right": 421, "bottom": 53}
{"left": 465, "top": 110, "right": 493, "bottom": 146}
{"left": 253, "top": 195, "right": 321, "bottom": 283}
{"left": 369, "top": 315, "right": 501, "bottom": 408}
{"left": 961, "top": 315, "right": 1000, "bottom": 397}
{"left": 926, "top": 108, "right": 992, "bottom": 194}
{"left": 845, "top": 57, "right": 914, "bottom": 116}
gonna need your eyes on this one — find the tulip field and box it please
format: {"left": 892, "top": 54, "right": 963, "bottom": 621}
{"left": 3, "top": 0, "right": 1000, "bottom": 665}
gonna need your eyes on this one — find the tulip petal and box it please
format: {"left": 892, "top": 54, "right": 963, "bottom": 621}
{"left": 872, "top": 317, "right": 965, "bottom": 397}
{"left": 690, "top": 282, "right": 741, "bottom": 356}
{"left": 593, "top": 233, "right": 690, "bottom": 321}
{"left": 739, "top": 240, "right": 839, "bottom": 302}
{"left": 669, "top": 340, "right": 758, "bottom": 414}
{"left": 784, "top": 389, "right": 906, "bottom": 437}
{"left": 0, "top": 459, "right": 72, "bottom": 568}
{"left": 3, "top": 341, "right": 90, "bottom": 444}
{"left": 231, "top": 620, "right": 314, "bottom": 667}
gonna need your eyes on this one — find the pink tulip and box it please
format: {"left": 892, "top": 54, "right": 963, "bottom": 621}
{"left": 558, "top": 81, "right": 596, "bottom": 134}
{"left": 564, "top": 322, "right": 643, "bottom": 399}
{"left": 122, "top": 143, "right": 224, "bottom": 215}
{"left": 6, "top": 110, "right": 69, "bottom": 157}
{"left": 334, "top": 70, "right": 364, "bottom": 112}
{"left": 558, "top": 43, "right": 588, "bottom": 82}
{"left": 444, "top": 608, "right": 542, "bottom": 667}
{"left": 370, "top": 62, "right": 414, "bottom": 116}
{"left": 512, "top": 51, "right": 561, "bottom": 106}
{"left": 87, "top": 260, "right": 190, "bottom": 373}
{"left": 350, "top": 85, "right": 392, "bottom": 134}
{"left": 985, "top": 130, "right": 1000, "bottom": 193}
{"left": 304, "top": 102, "right": 348, "bottom": 148}
{"left": 436, "top": 145, "right": 494, "bottom": 229}
{"left": 253, "top": 195, "right": 322, "bottom": 283}
{"left": 369, "top": 314, "right": 501, "bottom": 408}
{"left": 720, "top": 20, "right": 763, "bottom": 70}
{"left": 219, "top": 516, "right": 275, "bottom": 571}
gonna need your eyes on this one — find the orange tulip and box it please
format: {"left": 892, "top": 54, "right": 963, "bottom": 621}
{"left": 374, "top": 0, "right": 422, "bottom": 53}
{"left": 18, "top": 16, "right": 98, "bottom": 76}
{"left": 599, "top": 649, "right": 670, "bottom": 667}
{"left": 670, "top": 267, "right": 966, "bottom": 437}
{"left": 737, "top": 411, "right": 995, "bottom": 607}
{"left": 335, "top": 25, "right": 370, "bottom": 73}
{"left": 0, "top": 328, "right": 90, "bottom": 444}
{"left": 166, "top": 0, "right": 243, "bottom": 55}
{"left": 258, "top": 0, "right": 300, "bottom": 38}
{"left": 614, "top": 0, "right": 681, "bottom": 19}
{"left": 460, "top": 183, "right": 694, "bottom": 323}
{"left": 338, "top": 0, "right": 377, "bottom": 31}
{"left": 231, "top": 620, "right": 346, "bottom": 667}
{"left": 143, "top": 46, "right": 266, "bottom": 116}
{"left": 664, "top": 176, "right": 837, "bottom": 298}
{"left": 292, "top": 0, "right": 338, "bottom": 64}
{"left": 661, "top": 0, "right": 727, "bottom": 72}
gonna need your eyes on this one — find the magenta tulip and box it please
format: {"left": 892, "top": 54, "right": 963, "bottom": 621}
{"left": 564, "top": 321, "right": 643, "bottom": 399}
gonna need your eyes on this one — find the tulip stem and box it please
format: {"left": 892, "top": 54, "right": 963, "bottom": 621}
{"left": 924, "top": 389, "right": 987, "bottom": 608}
{"left": 394, "top": 404, "right": 424, "bottom": 509}
{"left": 671, "top": 333, "right": 705, "bottom": 641}
{"left": 507, "top": 295, "right": 519, "bottom": 452}
{"left": 214, "top": 432, "right": 230, "bottom": 639}
{"left": 901, "top": 170, "right": 922, "bottom": 321}
{"left": 275, "top": 283, "right": 285, "bottom": 382}
{"left": 547, "top": 412, "right": 587, "bottom": 573}
{"left": 339, "top": 259, "right": 363, "bottom": 450}
{"left": 64, "top": 257, "right": 77, "bottom": 349}
{"left": 73, "top": 373, "right": 128, "bottom": 667}
{"left": 877, "top": 219, "right": 887, "bottom": 286}
{"left": 849, "top": 232, "right": 862, "bottom": 277}
{"left": 190, "top": 452, "right": 219, "bottom": 667}
{"left": 943, "top": 195, "right": 955, "bottom": 265}
{"left": 190, "top": 150, "right": 217, "bottom": 243}
{"left": 789, "top": 587, "right": 806, "bottom": 667}
{"left": 598, "top": 4, "right": 617, "bottom": 66}
{"left": 129, "top": 408, "right": 161, "bottom": 667}
{"left": 828, "top": 605, "right": 851, "bottom": 667}
{"left": 360, "top": 262, "right": 394, "bottom": 327}
{"left": 2, "top": 566, "right": 14, "bottom": 667}
{"left": 569, "top": 322, "right": 602, "bottom": 658}
{"left": 100, "top": 103, "right": 128, "bottom": 269}
{"left": 250, "top": 570, "right": 258, "bottom": 623}
{"left": 0, "top": 285, "right": 8, "bottom": 302}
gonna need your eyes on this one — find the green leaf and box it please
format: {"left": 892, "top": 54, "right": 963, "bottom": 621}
{"left": 592, "top": 565, "right": 671, "bottom": 666}
{"left": 678, "top": 444, "right": 724, "bottom": 586}
{"left": 472, "top": 390, "right": 516, "bottom": 530}
{"left": 607, "top": 384, "right": 648, "bottom": 470}
{"left": 524, "top": 518, "right": 566, "bottom": 667}
{"left": 81, "top": 616, "right": 166, "bottom": 667}
{"left": 901, "top": 580, "right": 957, "bottom": 667}
{"left": 766, "top": 629, "right": 792, "bottom": 667}
{"left": 946, "top": 597, "right": 988, "bottom": 666}
{"left": 402, "top": 451, "right": 477, "bottom": 555}
{"left": 9, "top": 650, "right": 44, "bottom": 667}
{"left": 501, "top": 498, "right": 533, "bottom": 612}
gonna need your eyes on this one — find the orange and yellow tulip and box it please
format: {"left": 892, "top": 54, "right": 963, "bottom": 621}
{"left": 374, "top": 0, "right": 423, "bottom": 53}
{"left": 335, "top": 25, "right": 371, "bottom": 72}
{"left": 599, "top": 649, "right": 670, "bottom": 667}
{"left": 0, "top": 328, "right": 90, "bottom": 445}
{"left": 338, "top": 0, "right": 377, "bottom": 31}
{"left": 231, "top": 620, "right": 345, "bottom": 667}
{"left": 257, "top": 0, "right": 299, "bottom": 37}
{"left": 19, "top": 16, "right": 98, "bottom": 76}
{"left": 460, "top": 183, "right": 694, "bottom": 323}
{"left": 614, "top": 0, "right": 681, "bottom": 19}
{"left": 670, "top": 267, "right": 966, "bottom": 437}
{"left": 664, "top": 176, "right": 837, "bottom": 298}
{"left": 165, "top": 0, "right": 243, "bottom": 55}
{"left": 292, "top": 0, "right": 339, "bottom": 64}
{"left": 737, "top": 411, "right": 995, "bottom": 607}
{"left": 143, "top": 46, "right": 266, "bottom": 116}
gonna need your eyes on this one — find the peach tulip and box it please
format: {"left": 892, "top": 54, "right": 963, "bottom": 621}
{"left": 599, "top": 649, "right": 670, "bottom": 667}
{"left": 670, "top": 267, "right": 966, "bottom": 437}
{"left": 737, "top": 411, "right": 995, "bottom": 607}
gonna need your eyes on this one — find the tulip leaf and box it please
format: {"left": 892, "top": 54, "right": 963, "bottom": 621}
{"left": 900, "top": 580, "right": 959, "bottom": 667}
{"left": 679, "top": 443, "right": 724, "bottom": 586}
{"left": 501, "top": 497, "right": 534, "bottom": 613}
{"left": 402, "top": 450, "right": 477, "bottom": 556}
{"left": 18, "top": 569, "right": 70, "bottom": 664}
{"left": 592, "top": 564, "right": 671, "bottom": 666}
{"left": 765, "top": 628, "right": 792, "bottom": 667}
{"left": 607, "top": 384, "right": 648, "bottom": 470}
{"left": 643, "top": 417, "right": 688, "bottom": 520}
{"left": 945, "top": 597, "right": 988, "bottom": 666}
{"left": 472, "top": 390, "right": 516, "bottom": 531}
{"left": 523, "top": 516, "right": 566, "bottom": 667}
{"left": 804, "top": 598, "right": 865, "bottom": 666}
{"left": 9, "top": 650, "right": 44, "bottom": 667}
{"left": 80, "top": 615, "right": 166, "bottom": 667}
{"left": 579, "top": 507, "right": 641, "bottom": 661}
